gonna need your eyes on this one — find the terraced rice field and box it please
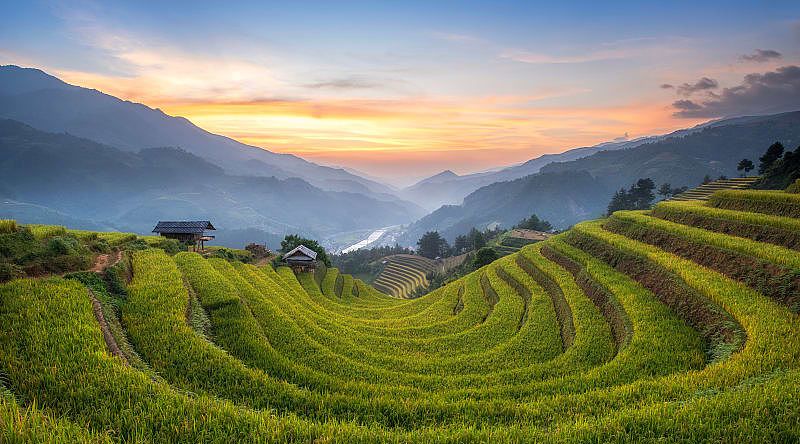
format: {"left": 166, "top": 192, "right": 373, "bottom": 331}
{"left": 2, "top": 188, "right": 800, "bottom": 442}
{"left": 494, "top": 229, "right": 552, "bottom": 257}
{"left": 670, "top": 176, "right": 760, "bottom": 201}
{"left": 372, "top": 254, "right": 436, "bottom": 298}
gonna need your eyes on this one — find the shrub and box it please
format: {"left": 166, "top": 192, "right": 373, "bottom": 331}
{"left": 47, "top": 236, "right": 80, "bottom": 255}
{"left": 0, "top": 262, "right": 24, "bottom": 282}
{"left": 472, "top": 247, "right": 499, "bottom": 269}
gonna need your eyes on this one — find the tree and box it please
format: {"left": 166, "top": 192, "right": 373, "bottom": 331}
{"left": 702, "top": 175, "right": 712, "bottom": 185}
{"left": 514, "top": 214, "right": 553, "bottom": 232}
{"left": 607, "top": 188, "right": 631, "bottom": 215}
{"left": 754, "top": 144, "right": 800, "bottom": 190}
{"left": 472, "top": 247, "right": 499, "bottom": 269}
{"left": 467, "top": 227, "right": 485, "bottom": 250}
{"left": 280, "top": 234, "right": 330, "bottom": 266}
{"left": 737, "top": 158, "right": 754, "bottom": 176}
{"left": 416, "top": 231, "right": 450, "bottom": 259}
{"left": 606, "top": 178, "right": 656, "bottom": 215}
{"left": 759, "top": 142, "right": 785, "bottom": 174}
{"left": 657, "top": 183, "right": 673, "bottom": 199}
{"left": 630, "top": 178, "right": 656, "bottom": 209}
{"left": 453, "top": 235, "right": 470, "bottom": 254}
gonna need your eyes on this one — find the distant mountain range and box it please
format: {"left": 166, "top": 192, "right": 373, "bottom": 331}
{"left": 3, "top": 64, "right": 799, "bottom": 251}
{"left": 401, "top": 110, "right": 800, "bottom": 244}
{"left": 0, "top": 65, "right": 403, "bottom": 199}
{"left": 399, "top": 113, "right": 796, "bottom": 211}
{"left": 0, "top": 121, "right": 424, "bottom": 248}
{"left": 0, "top": 65, "right": 430, "bottom": 248}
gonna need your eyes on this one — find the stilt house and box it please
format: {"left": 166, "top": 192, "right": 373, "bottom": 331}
{"left": 282, "top": 245, "right": 317, "bottom": 271}
{"left": 152, "top": 221, "right": 216, "bottom": 251}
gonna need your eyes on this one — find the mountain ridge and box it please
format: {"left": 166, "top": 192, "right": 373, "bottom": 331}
{"left": 0, "top": 65, "right": 400, "bottom": 199}
{"left": 0, "top": 118, "right": 425, "bottom": 248}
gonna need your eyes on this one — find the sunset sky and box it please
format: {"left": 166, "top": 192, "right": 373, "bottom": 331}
{"left": 2, "top": 1, "right": 800, "bottom": 185}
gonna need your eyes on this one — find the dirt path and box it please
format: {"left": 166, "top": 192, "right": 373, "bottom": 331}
{"left": 88, "top": 288, "right": 128, "bottom": 365}
{"left": 91, "top": 250, "right": 123, "bottom": 273}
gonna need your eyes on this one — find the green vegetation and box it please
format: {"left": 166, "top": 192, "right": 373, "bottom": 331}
{"left": 2, "top": 187, "right": 800, "bottom": 442}
{"left": 279, "top": 234, "right": 331, "bottom": 266}
{"left": 472, "top": 247, "right": 499, "bottom": 269}
{"left": 332, "top": 243, "right": 413, "bottom": 281}
{"left": 416, "top": 231, "right": 450, "bottom": 259}
{"left": 0, "top": 220, "right": 17, "bottom": 234}
{"left": 756, "top": 142, "right": 800, "bottom": 189}
{"left": 513, "top": 214, "right": 553, "bottom": 231}
{"left": 0, "top": 224, "right": 92, "bottom": 281}
{"left": 606, "top": 178, "right": 656, "bottom": 214}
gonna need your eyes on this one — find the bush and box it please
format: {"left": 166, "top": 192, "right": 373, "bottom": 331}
{"left": 123, "top": 239, "right": 150, "bottom": 251}
{"left": 472, "top": 247, "right": 499, "bottom": 269}
{"left": 47, "top": 236, "right": 80, "bottom": 255}
{"left": 208, "top": 247, "right": 252, "bottom": 263}
{"left": 786, "top": 179, "right": 800, "bottom": 193}
{"left": 86, "top": 239, "right": 112, "bottom": 254}
{"left": 0, "top": 262, "right": 24, "bottom": 282}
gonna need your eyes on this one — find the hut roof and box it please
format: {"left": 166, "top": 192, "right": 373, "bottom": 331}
{"left": 152, "top": 221, "right": 216, "bottom": 234}
{"left": 283, "top": 245, "right": 318, "bottom": 261}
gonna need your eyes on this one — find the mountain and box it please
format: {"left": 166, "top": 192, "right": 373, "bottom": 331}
{"left": 0, "top": 119, "right": 425, "bottom": 248}
{"left": 399, "top": 139, "right": 649, "bottom": 210}
{"left": 0, "top": 65, "right": 400, "bottom": 200}
{"left": 411, "top": 170, "right": 459, "bottom": 186}
{"left": 401, "top": 171, "right": 611, "bottom": 244}
{"left": 398, "top": 113, "right": 795, "bottom": 211}
{"left": 402, "top": 110, "right": 800, "bottom": 244}
{"left": 540, "top": 110, "right": 800, "bottom": 187}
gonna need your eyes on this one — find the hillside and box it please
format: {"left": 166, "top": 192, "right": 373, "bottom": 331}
{"left": 0, "top": 119, "right": 425, "bottom": 246}
{"left": 402, "top": 170, "right": 611, "bottom": 244}
{"left": 540, "top": 110, "right": 800, "bottom": 186}
{"left": 0, "top": 65, "right": 398, "bottom": 198}
{"left": 1, "top": 186, "right": 799, "bottom": 441}
{"left": 403, "top": 111, "right": 800, "bottom": 241}
{"left": 398, "top": 113, "right": 783, "bottom": 211}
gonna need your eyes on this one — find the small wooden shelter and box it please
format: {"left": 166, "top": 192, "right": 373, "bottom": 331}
{"left": 152, "top": 221, "right": 216, "bottom": 251}
{"left": 282, "top": 245, "right": 317, "bottom": 271}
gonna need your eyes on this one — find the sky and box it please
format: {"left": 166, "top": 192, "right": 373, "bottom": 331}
{"left": 2, "top": 1, "right": 800, "bottom": 186}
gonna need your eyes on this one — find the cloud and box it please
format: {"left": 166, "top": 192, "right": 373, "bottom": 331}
{"left": 676, "top": 77, "right": 718, "bottom": 96}
{"left": 672, "top": 99, "right": 702, "bottom": 112}
{"left": 740, "top": 49, "right": 782, "bottom": 62}
{"left": 302, "top": 77, "right": 380, "bottom": 90}
{"left": 672, "top": 65, "right": 800, "bottom": 118}
{"left": 660, "top": 83, "right": 674, "bottom": 89}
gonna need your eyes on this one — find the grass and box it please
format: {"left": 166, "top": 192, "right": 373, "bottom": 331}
{"left": 0, "top": 220, "right": 17, "bottom": 234}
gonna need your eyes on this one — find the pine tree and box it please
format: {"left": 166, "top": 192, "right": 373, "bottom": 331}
{"left": 759, "top": 142, "right": 785, "bottom": 174}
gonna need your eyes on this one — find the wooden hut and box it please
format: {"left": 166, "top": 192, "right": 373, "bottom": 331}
{"left": 282, "top": 245, "right": 317, "bottom": 271}
{"left": 152, "top": 221, "right": 216, "bottom": 251}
